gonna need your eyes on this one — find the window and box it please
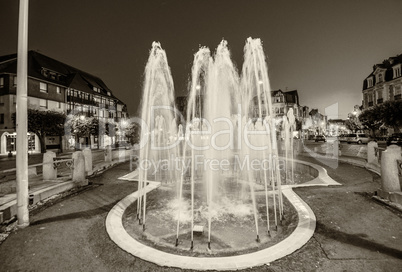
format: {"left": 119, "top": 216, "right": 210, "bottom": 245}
{"left": 393, "top": 65, "right": 401, "bottom": 79}
{"left": 39, "top": 99, "right": 47, "bottom": 108}
{"left": 377, "top": 90, "right": 382, "bottom": 99}
{"left": 377, "top": 73, "right": 383, "bottom": 83}
{"left": 0, "top": 113, "right": 4, "bottom": 124}
{"left": 49, "top": 72, "right": 57, "bottom": 80}
{"left": 40, "top": 82, "right": 48, "bottom": 93}
{"left": 0, "top": 77, "right": 4, "bottom": 88}
{"left": 56, "top": 86, "right": 61, "bottom": 94}
{"left": 368, "top": 93, "right": 373, "bottom": 106}
{"left": 389, "top": 85, "right": 394, "bottom": 100}
{"left": 13, "top": 76, "right": 17, "bottom": 86}
{"left": 377, "top": 90, "right": 383, "bottom": 104}
{"left": 367, "top": 77, "right": 373, "bottom": 88}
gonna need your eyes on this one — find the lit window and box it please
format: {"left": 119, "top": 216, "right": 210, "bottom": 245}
{"left": 40, "top": 99, "right": 47, "bottom": 108}
{"left": 40, "top": 82, "right": 48, "bottom": 93}
{"left": 93, "top": 87, "right": 101, "bottom": 93}
{"left": 56, "top": 86, "right": 61, "bottom": 94}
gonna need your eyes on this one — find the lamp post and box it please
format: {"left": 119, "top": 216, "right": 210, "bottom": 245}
{"left": 16, "top": 0, "right": 30, "bottom": 228}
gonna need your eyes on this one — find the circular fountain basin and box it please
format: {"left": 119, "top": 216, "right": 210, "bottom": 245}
{"left": 106, "top": 159, "right": 340, "bottom": 270}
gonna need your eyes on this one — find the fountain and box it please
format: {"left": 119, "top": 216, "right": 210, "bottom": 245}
{"left": 131, "top": 37, "right": 291, "bottom": 251}
{"left": 106, "top": 38, "right": 338, "bottom": 270}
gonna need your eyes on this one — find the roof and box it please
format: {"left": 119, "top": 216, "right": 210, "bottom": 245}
{"left": 0, "top": 50, "right": 122, "bottom": 103}
{"left": 271, "top": 89, "right": 300, "bottom": 106}
{"left": 363, "top": 53, "right": 402, "bottom": 89}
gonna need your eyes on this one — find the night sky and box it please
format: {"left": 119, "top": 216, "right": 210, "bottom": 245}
{"left": 1, "top": 0, "right": 402, "bottom": 119}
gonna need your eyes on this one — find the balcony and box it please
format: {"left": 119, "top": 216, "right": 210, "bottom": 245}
{"left": 67, "top": 96, "right": 99, "bottom": 106}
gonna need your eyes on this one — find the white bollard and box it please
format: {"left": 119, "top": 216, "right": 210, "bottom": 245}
{"left": 72, "top": 151, "right": 86, "bottom": 183}
{"left": 332, "top": 140, "right": 339, "bottom": 158}
{"left": 43, "top": 151, "right": 57, "bottom": 180}
{"left": 380, "top": 145, "right": 402, "bottom": 192}
{"left": 366, "top": 141, "right": 380, "bottom": 172}
{"left": 83, "top": 148, "right": 93, "bottom": 175}
{"left": 104, "top": 146, "right": 112, "bottom": 162}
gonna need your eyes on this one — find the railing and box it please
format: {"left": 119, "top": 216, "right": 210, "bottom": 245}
{"left": 53, "top": 157, "right": 74, "bottom": 170}
{"left": 67, "top": 96, "right": 99, "bottom": 106}
{"left": 0, "top": 158, "right": 74, "bottom": 177}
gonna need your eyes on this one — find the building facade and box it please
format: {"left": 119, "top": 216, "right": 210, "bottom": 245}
{"left": 0, "top": 51, "right": 128, "bottom": 154}
{"left": 362, "top": 54, "right": 402, "bottom": 109}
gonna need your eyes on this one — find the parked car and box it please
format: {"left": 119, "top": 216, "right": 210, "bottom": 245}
{"left": 386, "top": 133, "right": 402, "bottom": 146}
{"left": 347, "top": 133, "right": 369, "bottom": 144}
{"left": 338, "top": 134, "right": 349, "bottom": 142}
{"left": 315, "top": 135, "right": 326, "bottom": 142}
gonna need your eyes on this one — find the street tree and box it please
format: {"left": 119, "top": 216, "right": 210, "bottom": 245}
{"left": 67, "top": 115, "right": 102, "bottom": 148}
{"left": 12, "top": 109, "right": 66, "bottom": 153}
{"left": 358, "top": 106, "right": 382, "bottom": 137}
{"left": 345, "top": 114, "right": 362, "bottom": 132}
{"left": 125, "top": 121, "right": 141, "bottom": 145}
{"left": 379, "top": 100, "right": 402, "bottom": 133}
{"left": 345, "top": 105, "right": 363, "bottom": 133}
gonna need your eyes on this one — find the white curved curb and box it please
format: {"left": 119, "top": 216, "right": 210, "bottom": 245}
{"left": 106, "top": 185, "right": 316, "bottom": 270}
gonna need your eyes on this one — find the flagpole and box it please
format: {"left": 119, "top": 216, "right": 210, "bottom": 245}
{"left": 16, "top": 0, "right": 30, "bottom": 228}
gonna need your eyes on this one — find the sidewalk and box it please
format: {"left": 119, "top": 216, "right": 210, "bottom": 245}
{"left": 0, "top": 149, "right": 132, "bottom": 224}
{"left": 0, "top": 153, "right": 401, "bottom": 271}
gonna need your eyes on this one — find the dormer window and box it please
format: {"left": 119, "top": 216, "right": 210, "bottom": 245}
{"left": 393, "top": 64, "right": 401, "bottom": 79}
{"left": 377, "top": 73, "right": 383, "bottom": 83}
{"left": 93, "top": 87, "right": 101, "bottom": 93}
{"left": 367, "top": 77, "right": 373, "bottom": 88}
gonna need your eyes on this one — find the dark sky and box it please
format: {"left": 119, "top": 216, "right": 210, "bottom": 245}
{"left": 1, "top": 0, "right": 402, "bottom": 119}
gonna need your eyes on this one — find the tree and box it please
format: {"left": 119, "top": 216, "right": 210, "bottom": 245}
{"left": 66, "top": 115, "right": 102, "bottom": 148}
{"left": 358, "top": 106, "right": 383, "bottom": 137}
{"left": 345, "top": 105, "right": 362, "bottom": 133}
{"left": 12, "top": 109, "right": 66, "bottom": 153}
{"left": 345, "top": 114, "right": 362, "bottom": 132}
{"left": 125, "top": 121, "right": 141, "bottom": 145}
{"left": 379, "top": 100, "right": 402, "bottom": 133}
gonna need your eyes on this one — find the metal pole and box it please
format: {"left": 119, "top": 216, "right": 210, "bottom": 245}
{"left": 16, "top": 0, "right": 30, "bottom": 228}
